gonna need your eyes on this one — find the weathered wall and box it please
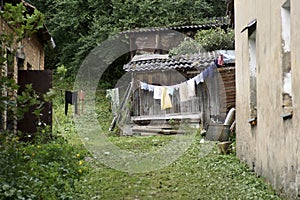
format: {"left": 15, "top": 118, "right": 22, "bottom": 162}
{"left": 218, "top": 67, "right": 236, "bottom": 116}
{"left": 235, "top": 0, "right": 300, "bottom": 198}
{"left": 0, "top": 17, "right": 45, "bottom": 131}
{"left": 0, "top": 17, "right": 45, "bottom": 73}
{"left": 22, "top": 33, "right": 45, "bottom": 70}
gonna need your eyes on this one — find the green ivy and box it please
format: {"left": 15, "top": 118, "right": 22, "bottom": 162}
{"left": 1, "top": 3, "right": 44, "bottom": 40}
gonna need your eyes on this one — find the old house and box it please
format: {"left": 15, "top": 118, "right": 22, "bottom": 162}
{"left": 110, "top": 20, "right": 236, "bottom": 135}
{"left": 0, "top": 0, "right": 54, "bottom": 133}
{"left": 235, "top": 0, "right": 299, "bottom": 198}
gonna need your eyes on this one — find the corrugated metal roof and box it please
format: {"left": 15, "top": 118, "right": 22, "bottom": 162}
{"left": 124, "top": 50, "right": 235, "bottom": 72}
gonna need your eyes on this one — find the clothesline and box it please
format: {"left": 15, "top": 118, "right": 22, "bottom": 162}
{"left": 136, "top": 62, "right": 217, "bottom": 110}
{"left": 138, "top": 62, "right": 217, "bottom": 93}
{"left": 106, "top": 62, "right": 218, "bottom": 112}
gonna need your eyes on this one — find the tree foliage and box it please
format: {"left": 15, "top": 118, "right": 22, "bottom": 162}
{"left": 28, "top": 0, "right": 227, "bottom": 79}
{"left": 169, "top": 28, "right": 235, "bottom": 55}
{"left": 1, "top": 3, "right": 44, "bottom": 40}
{"left": 195, "top": 28, "right": 235, "bottom": 51}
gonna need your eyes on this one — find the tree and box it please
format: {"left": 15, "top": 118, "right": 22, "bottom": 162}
{"left": 29, "top": 0, "right": 227, "bottom": 81}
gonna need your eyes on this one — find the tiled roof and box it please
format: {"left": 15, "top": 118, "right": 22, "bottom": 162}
{"left": 123, "top": 50, "right": 235, "bottom": 72}
{"left": 120, "top": 17, "right": 229, "bottom": 34}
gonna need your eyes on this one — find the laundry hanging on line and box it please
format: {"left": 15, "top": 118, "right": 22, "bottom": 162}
{"left": 138, "top": 63, "right": 217, "bottom": 93}
{"left": 65, "top": 91, "right": 78, "bottom": 115}
{"left": 138, "top": 62, "right": 218, "bottom": 104}
{"left": 161, "top": 87, "right": 173, "bottom": 110}
{"left": 179, "top": 82, "right": 189, "bottom": 102}
{"left": 187, "top": 78, "right": 196, "bottom": 97}
{"left": 106, "top": 88, "right": 120, "bottom": 116}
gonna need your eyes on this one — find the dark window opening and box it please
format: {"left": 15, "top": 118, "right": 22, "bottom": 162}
{"left": 17, "top": 58, "right": 24, "bottom": 70}
{"left": 6, "top": 50, "right": 14, "bottom": 78}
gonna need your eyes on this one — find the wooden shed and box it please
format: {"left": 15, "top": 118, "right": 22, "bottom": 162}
{"left": 120, "top": 50, "right": 235, "bottom": 134}
{"left": 110, "top": 19, "right": 234, "bottom": 135}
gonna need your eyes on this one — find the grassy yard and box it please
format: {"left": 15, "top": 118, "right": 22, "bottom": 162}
{"left": 71, "top": 136, "right": 281, "bottom": 200}
{"left": 52, "top": 90, "right": 282, "bottom": 200}
{"left": 0, "top": 85, "right": 281, "bottom": 199}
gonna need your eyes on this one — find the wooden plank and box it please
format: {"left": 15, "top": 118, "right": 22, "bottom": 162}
{"left": 132, "top": 113, "right": 202, "bottom": 121}
{"left": 132, "top": 127, "right": 186, "bottom": 135}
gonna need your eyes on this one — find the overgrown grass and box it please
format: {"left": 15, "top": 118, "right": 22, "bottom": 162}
{"left": 0, "top": 132, "right": 89, "bottom": 199}
{"left": 67, "top": 136, "right": 280, "bottom": 199}
{"left": 51, "top": 85, "right": 281, "bottom": 199}
{"left": 1, "top": 79, "right": 280, "bottom": 199}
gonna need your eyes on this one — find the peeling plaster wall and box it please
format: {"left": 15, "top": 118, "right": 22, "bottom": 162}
{"left": 235, "top": 0, "right": 299, "bottom": 198}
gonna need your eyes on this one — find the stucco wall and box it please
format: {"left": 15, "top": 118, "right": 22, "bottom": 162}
{"left": 235, "top": 0, "right": 299, "bottom": 198}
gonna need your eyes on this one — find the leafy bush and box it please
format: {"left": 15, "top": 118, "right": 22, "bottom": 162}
{"left": 0, "top": 133, "right": 90, "bottom": 199}
{"left": 169, "top": 37, "right": 204, "bottom": 56}
{"left": 169, "top": 28, "right": 235, "bottom": 56}
{"left": 195, "top": 28, "right": 235, "bottom": 51}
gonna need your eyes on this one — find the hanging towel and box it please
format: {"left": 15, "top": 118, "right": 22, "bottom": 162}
{"left": 167, "top": 86, "right": 175, "bottom": 96}
{"left": 153, "top": 86, "right": 162, "bottom": 99}
{"left": 209, "top": 63, "right": 217, "bottom": 78}
{"left": 65, "top": 91, "right": 78, "bottom": 115}
{"left": 187, "top": 78, "right": 196, "bottom": 97}
{"left": 173, "top": 84, "right": 180, "bottom": 91}
{"left": 194, "top": 73, "right": 204, "bottom": 85}
{"left": 140, "top": 82, "right": 149, "bottom": 90}
{"left": 161, "top": 87, "right": 172, "bottom": 110}
{"left": 106, "top": 88, "right": 120, "bottom": 115}
{"left": 203, "top": 68, "right": 209, "bottom": 79}
{"left": 179, "top": 82, "right": 189, "bottom": 102}
{"left": 148, "top": 84, "right": 154, "bottom": 92}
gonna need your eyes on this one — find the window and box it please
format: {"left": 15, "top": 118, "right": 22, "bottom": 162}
{"left": 247, "top": 20, "right": 257, "bottom": 119}
{"left": 6, "top": 49, "right": 14, "bottom": 78}
{"left": 281, "top": 0, "right": 292, "bottom": 116}
{"left": 17, "top": 58, "right": 24, "bottom": 70}
{"left": 281, "top": 0, "right": 290, "bottom": 52}
{"left": 241, "top": 19, "right": 257, "bottom": 123}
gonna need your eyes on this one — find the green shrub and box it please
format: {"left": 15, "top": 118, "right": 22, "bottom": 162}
{"left": 0, "top": 133, "right": 90, "bottom": 199}
{"left": 195, "top": 28, "right": 235, "bottom": 51}
{"left": 169, "top": 28, "right": 235, "bottom": 56}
